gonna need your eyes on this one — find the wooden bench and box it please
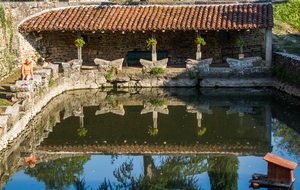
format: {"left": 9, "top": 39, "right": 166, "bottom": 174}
{"left": 125, "top": 51, "right": 168, "bottom": 67}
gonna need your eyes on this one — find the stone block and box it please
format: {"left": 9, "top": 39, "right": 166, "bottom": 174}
{"left": 34, "top": 69, "right": 51, "bottom": 79}
{"left": 16, "top": 91, "right": 33, "bottom": 99}
{"left": 4, "top": 105, "right": 19, "bottom": 130}
{"left": 186, "top": 58, "right": 213, "bottom": 73}
{"left": 95, "top": 58, "right": 124, "bottom": 72}
{"left": 152, "top": 58, "right": 168, "bottom": 69}
{"left": 44, "top": 64, "right": 59, "bottom": 78}
{"left": 11, "top": 80, "right": 35, "bottom": 92}
{"left": 0, "top": 116, "right": 8, "bottom": 149}
{"left": 227, "top": 57, "right": 262, "bottom": 70}
{"left": 140, "top": 59, "right": 154, "bottom": 68}
{"left": 34, "top": 75, "right": 42, "bottom": 87}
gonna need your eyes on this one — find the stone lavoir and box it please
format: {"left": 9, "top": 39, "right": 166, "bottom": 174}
{"left": 17, "top": 0, "right": 273, "bottom": 68}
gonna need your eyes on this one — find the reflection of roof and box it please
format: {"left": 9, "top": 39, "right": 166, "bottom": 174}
{"left": 264, "top": 153, "right": 297, "bottom": 170}
{"left": 19, "top": 4, "right": 273, "bottom": 32}
{"left": 37, "top": 143, "right": 272, "bottom": 156}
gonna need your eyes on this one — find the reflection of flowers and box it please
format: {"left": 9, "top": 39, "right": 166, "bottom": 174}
{"left": 148, "top": 126, "right": 158, "bottom": 136}
{"left": 78, "top": 128, "right": 88, "bottom": 136}
{"left": 151, "top": 100, "right": 165, "bottom": 107}
{"left": 197, "top": 127, "right": 206, "bottom": 136}
{"left": 236, "top": 128, "right": 246, "bottom": 134}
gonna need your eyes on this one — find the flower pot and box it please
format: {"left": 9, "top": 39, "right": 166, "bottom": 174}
{"left": 195, "top": 40, "right": 202, "bottom": 45}
{"left": 239, "top": 54, "right": 244, "bottom": 59}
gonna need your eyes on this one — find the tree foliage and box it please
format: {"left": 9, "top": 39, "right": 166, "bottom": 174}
{"left": 24, "top": 156, "right": 91, "bottom": 190}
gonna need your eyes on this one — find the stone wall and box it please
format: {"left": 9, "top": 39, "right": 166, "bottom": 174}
{"left": 31, "top": 29, "right": 265, "bottom": 66}
{"left": 273, "top": 52, "right": 300, "bottom": 71}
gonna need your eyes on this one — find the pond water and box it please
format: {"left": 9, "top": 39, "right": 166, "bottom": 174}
{"left": 1, "top": 88, "right": 300, "bottom": 190}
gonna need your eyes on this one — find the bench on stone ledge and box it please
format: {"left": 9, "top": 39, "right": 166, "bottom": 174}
{"left": 126, "top": 51, "right": 168, "bottom": 67}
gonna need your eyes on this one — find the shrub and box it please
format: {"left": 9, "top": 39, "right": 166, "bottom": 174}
{"left": 151, "top": 67, "right": 165, "bottom": 75}
{"left": 50, "top": 116, "right": 55, "bottom": 126}
{"left": 105, "top": 73, "right": 112, "bottom": 79}
{"left": 151, "top": 100, "right": 165, "bottom": 107}
{"left": 195, "top": 36, "right": 206, "bottom": 45}
{"left": 39, "top": 88, "right": 44, "bottom": 96}
{"left": 142, "top": 69, "right": 146, "bottom": 74}
{"left": 146, "top": 38, "right": 157, "bottom": 50}
{"left": 271, "top": 62, "right": 300, "bottom": 84}
{"left": 273, "top": 0, "right": 300, "bottom": 31}
{"left": 236, "top": 39, "right": 246, "bottom": 47}
{"left": 189, "top": 71, "right": 196, "bottom": 79}
{"left": 49, "top": 78, "right": 54, "bottom": 87}
{"left": 75, "top": 37, "right": 86, "bottom": 47}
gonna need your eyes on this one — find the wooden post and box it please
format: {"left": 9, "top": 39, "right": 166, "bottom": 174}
{"left": 77, "top": 32, "right": 82, "bottom": 61}
{"left": 196, "top": 32, "right": 201, "bottom": 60}
{"left": 152, "top": 31, "right": 157, "bottom": 62}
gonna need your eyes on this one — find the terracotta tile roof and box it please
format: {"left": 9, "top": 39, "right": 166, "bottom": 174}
{"left": 37, "top": 143, "right": 272, "bottom": 155}
{"left": 19, "top": 4, "right": 273, "bottom": 32}
{"left": 264, "top": 153, "right": 298, "bottom": 170}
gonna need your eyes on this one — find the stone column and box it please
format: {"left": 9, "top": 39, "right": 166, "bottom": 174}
{"left": 152, "top": 32, "right": 157, "bottom": 62}
{"left": 196, "top": 32, "right": 201, "bottom": 60}
{"left": 77, "top": 32, "right": 82, "bottom": 61}
{"left": 265, "top": 28, "right": 272, "bottom": 67}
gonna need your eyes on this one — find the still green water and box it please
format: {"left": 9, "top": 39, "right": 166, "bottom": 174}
{"left": 2, "top": 88, "right": 300, "bottom": 190}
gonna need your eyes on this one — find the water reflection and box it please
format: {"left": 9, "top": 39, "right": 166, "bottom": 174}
{"left": 1, "top": 88, "right": 300, "bottom": 190}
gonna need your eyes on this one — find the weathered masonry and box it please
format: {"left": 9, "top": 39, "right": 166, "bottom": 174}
{"left": 17, "top": 0, "right": 274, "bottom": 68}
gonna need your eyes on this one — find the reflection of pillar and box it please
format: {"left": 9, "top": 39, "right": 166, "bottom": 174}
{"left": 80, "top": 116, "right": 84, "bottom": 128}
{"left": 265, "top": 105, "right": 271, "bottom": 142}
{"left": 153, "top": 111, "right": 158, "bottom": 129}
{"left": 239, "top": 112, "right": 244, "bottom": 128}
{"left": 143, "top": 156, "right": 152, "bottom": 179}
{"left": 197, "top": 112, "right": 202, "bottom": 128}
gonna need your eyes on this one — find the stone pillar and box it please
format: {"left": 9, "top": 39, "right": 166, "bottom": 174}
{"left": 265, "top": 28, "right": 272, "bottom": 67}
{"left": 196, "top": 32, "right": 201, "bottom": 60}
{"left": 77, "top": 32, "right": 82, "bottom": 61}
{"left": 152, "top": 32, "right": 157, "bottom": 62}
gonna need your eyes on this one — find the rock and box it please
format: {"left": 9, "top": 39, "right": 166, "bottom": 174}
{"left": 11, "top": 80, "right": 35, "bottom": 92}
{"left": 186, "top": 58, "right": 213, "bottom": 73}
{"left": 44, "top": 64, "right": 59, "bottom": 79}
{"left": 140, "top": 58, "right": 168, "bottom": 71}
{"left": 34, "top": 69, "right": 51, "bottom": 79}
{"left": 227, "top": 57, "right": 262, "bottom": 69}
{"left": 94, "top": 58, "right": 124, "bottom": 72}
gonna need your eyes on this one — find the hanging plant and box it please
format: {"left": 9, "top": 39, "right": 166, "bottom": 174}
{"left": 195, "top": 36, "right": 206, "bottom": 45}
{"left": 75, "top": 37, "right": 86, "bottom": 47}
{"left": 236, "top": 39, "right": 246, "bottom": 47}
{"left": 146, "top": 38, "right": 157, "bottom": 50}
